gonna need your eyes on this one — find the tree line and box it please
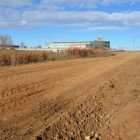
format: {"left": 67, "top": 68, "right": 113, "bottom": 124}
{"left": 0, "top": 35, "right": 13, "bottom": 47}
{"left": 0, "top": 34, "right": 41, "bottom": 48}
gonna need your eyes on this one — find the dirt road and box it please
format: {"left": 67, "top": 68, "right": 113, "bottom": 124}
{"left": 0, "top": 52, "right": 140, "bottom": 140}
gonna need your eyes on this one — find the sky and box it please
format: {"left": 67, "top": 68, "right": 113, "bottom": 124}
{"left": 0, "top": 0, "right": 140, "bottom": 49}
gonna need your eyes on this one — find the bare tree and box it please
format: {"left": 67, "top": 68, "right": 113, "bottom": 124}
{"left": 0, "top": 34, "right": 13, "bottom": 47}
{"left": 20, "top": 42, "right": 25, "bottom": 48}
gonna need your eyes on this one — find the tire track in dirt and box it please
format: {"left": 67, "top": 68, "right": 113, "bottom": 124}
{"left": 0, "top": 55, "right": 124, "bottom": 117}
{"left": 0, "top": 52, "right": 140, "bottom": 140}
{"left": 34, "top": 54, "right": 140, "bottom": 140}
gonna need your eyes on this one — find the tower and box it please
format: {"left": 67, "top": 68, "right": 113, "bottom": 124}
{"left": 97, "top": 36, "right": 104, "bottom": 41}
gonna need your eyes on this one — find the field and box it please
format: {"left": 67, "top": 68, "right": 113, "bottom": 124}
{"left": 0, "top": 52, "right": 140, "bottom": 140}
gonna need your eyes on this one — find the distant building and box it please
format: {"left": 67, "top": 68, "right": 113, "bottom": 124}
{"left": 11, "top": 45, "right": 20, "bottom": 48}
{"left": 0, "top": 45, "right": 19, "bottom": 48}
{"left": 42, "top": 41, "right": 110, "bottom": 50}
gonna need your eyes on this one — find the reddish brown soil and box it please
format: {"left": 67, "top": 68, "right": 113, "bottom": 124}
{"left": 0, "top": 52, "right": 140, "bottom": 140}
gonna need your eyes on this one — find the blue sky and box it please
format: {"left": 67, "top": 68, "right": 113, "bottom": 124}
{"left": 0, "top": 0, "right": 140, "bottom": 49}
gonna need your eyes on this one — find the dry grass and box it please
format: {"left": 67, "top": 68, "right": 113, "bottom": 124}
{"left": 0, "top": 53, "right": 12, "bottom": 65}
{"left": 65, "top": 47, "right": 107, "bottom": 57}
{"left": 0, "top": 46, "right": 109, "bottom": 66}
{"left": 0, "top": 51, "right": 49, "bottom": 66}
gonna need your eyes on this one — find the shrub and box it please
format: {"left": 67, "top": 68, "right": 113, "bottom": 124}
{"left": 0, "top": 53, "right": 12, "bottom": 65}
{"left": 65, "top": 48, "right": 106, "bottom": 57}
{"left": 0, "top": 51, "right": 49, "bottom": 66}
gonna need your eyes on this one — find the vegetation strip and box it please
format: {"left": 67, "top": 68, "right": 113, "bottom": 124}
{"left": 0, "top": 47, "right": 110, "bottom": 66}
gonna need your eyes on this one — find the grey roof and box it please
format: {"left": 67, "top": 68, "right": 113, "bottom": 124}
{"left": 52, "top": 41, "right": 110, "bottom": 43}
{"left": 52, "top": 41, "right": 92, "bottom": 43}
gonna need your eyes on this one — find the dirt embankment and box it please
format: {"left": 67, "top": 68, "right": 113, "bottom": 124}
{"left": 0, "top": 52, "right": 140, "bottom": 140}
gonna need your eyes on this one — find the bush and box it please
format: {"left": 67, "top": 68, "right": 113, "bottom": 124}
{"left": 0, "top": 53, "right": 12, "bottom": 65}
{"left": 0, "top": 51, "right": 49, "bottom": 66}
{"left": 65, "top": 48, "right": 106, "bottom": 57}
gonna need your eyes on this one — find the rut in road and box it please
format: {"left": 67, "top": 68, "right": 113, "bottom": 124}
{"left": 0, "top": 52, "right": 140, "bottom": 140}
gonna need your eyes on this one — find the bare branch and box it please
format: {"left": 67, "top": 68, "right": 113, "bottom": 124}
{"left": 0, "top": 35, "right": 13, "bottom": 47}
{"left": 20, "top": 42, "right": 25, "bottom": 48}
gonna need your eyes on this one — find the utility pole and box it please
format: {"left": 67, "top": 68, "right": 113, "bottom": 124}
{"left": 119, "top": 45, "right": 121, "bottom": 50}
{"left": 132, "top": 37, "right": 137, "bottom": 51}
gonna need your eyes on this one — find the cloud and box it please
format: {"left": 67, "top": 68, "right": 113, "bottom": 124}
{"left": 0, "top": 0, "right": 140, "bottom": 29}
{"left": 79, "top": 3, "right": 85, "bottom": 8}
{"left": 0, "top": 0, "right": 139, "bottom": 14}
{"left": 21, "top": 11, "right": 140, "bottom": 28}
{"left": 71, "top": 26, "right": 130, "bottom": 32}
{"left": 44, "top": 42, "right": 49, "bottom": 45}
{"left": 131, "top": 32, "right": 137, "bottom": 34}
{"left": 20, "top": 20, "right": 27, "bottom": 26}
{"left": 1, "top": 0, "right": 140, "bottom": 10}
{"left": 26, "top": 27, "right": 38, "bottom": 30}
{"left": 41, "top": 36, "right": 71, "bottom": 38}
{"left": 0, "top": 7, "right": 20, "bottom": 21}
{"left": 0, "top": 20, "right": 27, "bottom": 28}
{"left": 101, "top": 0, "right": 140, "bottom": 6}
{"left": 0, "top": 0, "right": 33, "bottom": 8}
{"left": 39, "top": 0, "right": 98, "bottom": 10}
{"left": 1, "top": 10, "right": 140, "bottom": 29}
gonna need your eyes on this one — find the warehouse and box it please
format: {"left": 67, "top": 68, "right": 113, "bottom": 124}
{"left": 42, "top": 41, "right": 110, "bottom": 49}
{"left": 42, "top": 36, "right": 110, "bottom": 52}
